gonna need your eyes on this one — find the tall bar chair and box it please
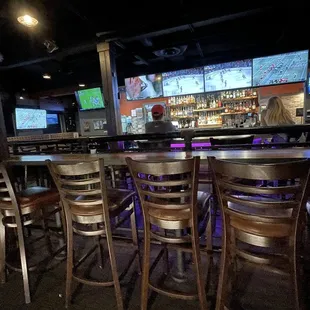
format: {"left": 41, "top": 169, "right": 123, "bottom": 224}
{"left": 47, "top": 159, "right": 140, "bottom": 310}
{"left": 126, "top": 156, "right": 208, "bottom": 310}
{"left": 0, "top": 163, "right": 62, "bottom": 304}
{"left": 208, "top": 157, "right": 310, "bottom": 310}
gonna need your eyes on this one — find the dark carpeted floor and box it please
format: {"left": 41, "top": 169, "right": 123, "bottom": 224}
{"left": 1, "top": 219, "right": 310, "bottom": 310}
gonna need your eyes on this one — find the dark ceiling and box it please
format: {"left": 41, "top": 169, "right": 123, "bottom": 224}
{"left": 0, "top": 0, "right": 309, "bottom": 96}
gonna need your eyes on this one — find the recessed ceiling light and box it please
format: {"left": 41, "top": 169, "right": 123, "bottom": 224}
{"left": 19, "top": 96, "right": 24, "bottom": 100}
{"left": 79, "top": 83, "right": 86, "bottom": 87}
{"left": 17, "top": 14, "right": 39, "bottom": 28}
{"left": 43, "top": 73, "right": 51, "bottom": 79}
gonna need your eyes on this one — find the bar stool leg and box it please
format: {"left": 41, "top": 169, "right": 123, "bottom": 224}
{"left": 0, "top": 213, "right": 6, "bottom": 284}
{"left": 191, "top": 217, "right": 208, "bottom": 310}
{"left": 290, "top": 244, "right": 304, "bottom": 310}
{"left": 15, "top": 212, "right": 31, "bottom": 304}
{"left": 103, "top": 213, "right": 123, "bottom": 310}
{"left": 130, "top": 200, "right": 142, "bottom": 273}
{"left": 216, "top": 223, "right": 232, "bottom": 310}
{"left": 141, "top": 216, "right": 151, "bottom": 310}
{"left": 64, "top": 207, "right": 73, "bottom": 308}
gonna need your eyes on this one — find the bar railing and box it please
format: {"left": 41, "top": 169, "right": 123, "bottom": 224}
{"left": 7, "top": 124, "right": 310, "bottom": 154}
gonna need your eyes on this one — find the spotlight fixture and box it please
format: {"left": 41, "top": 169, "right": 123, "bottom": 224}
{"left": 17, "top": 14, "right": 39, "bottom": 28}
{"left": 44, "top": 40, "right": 59, "bottom": 54}
{"left": 43, "top": 73, "right": 51, "bottom": 79}
{"left": 79, "top": 83, "right": 86, "bottom": 87}
{"left": 19, "top": 96, "right": 24, "bottom": 100}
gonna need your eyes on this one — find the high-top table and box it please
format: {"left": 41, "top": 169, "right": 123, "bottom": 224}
{"left": 6, "top": 148, "right": 310, "bottom": 166}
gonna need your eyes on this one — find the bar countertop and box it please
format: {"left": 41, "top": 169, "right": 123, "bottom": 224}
{"left": 6, "top": 148, "right": 310, "bottom": 166}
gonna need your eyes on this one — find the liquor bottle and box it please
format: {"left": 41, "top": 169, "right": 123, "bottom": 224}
{"left": 232, "top": 90, "right": 236, "bottom": 99}
{"left": 252, "top": 101, "right": 256, "bottom": 111}
{"left": 236, "top": 89, "right": 240, "bottom": 98}
{"left": 224, "top": 103, "right": 228, "bottom": 113}
{"left": 229, "top": 91, "right": 233, "bottom": 99}
{"left": 242, "top": 89, "right": 245, "bottom": 97}
{"left": 253, "top": 89, "right": 257, "bottom": 97}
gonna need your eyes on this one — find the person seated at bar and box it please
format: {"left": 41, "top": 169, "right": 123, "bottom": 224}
{"left": 261, "top": 96, "right": 297, "bottom": 142}
{"left": 145, "top": 104, "right": 176, "bottom": 133}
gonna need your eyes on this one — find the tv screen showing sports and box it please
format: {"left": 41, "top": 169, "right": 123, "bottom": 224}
{"left": 162, "top": 67, "right": 204, "bottom": 96}
{"left": 253, "top": 50, "right": 308, "bottom": 87}
{"left": 15, "top": 108, "right": 47, "bottom": 130}
{"left": 76, "top": 87, "right": 104, "bottom": 111}
{"left": 204, "top": 59, "right": 252, "bottom": 92}
{"left": 125, "top": 73, "right": 163, "bottom": 100}
{"left": 46, "top": 113, "right": 59, "bottom": 125}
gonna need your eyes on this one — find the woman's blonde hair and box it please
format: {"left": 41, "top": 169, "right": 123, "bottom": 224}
{"left": 264, "top": 96, "right": 295, "bottom": 126}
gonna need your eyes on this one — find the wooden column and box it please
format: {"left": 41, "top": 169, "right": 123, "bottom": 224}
{"left": 97, "top": 42, "right": 122, "bottom": 136}
{"left": 0, "top": 95, "right": 9, "bottom": 160}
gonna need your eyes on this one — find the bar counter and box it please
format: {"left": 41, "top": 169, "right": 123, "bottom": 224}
{"left": 7, "top": 148, "right": 310, "bottom": 166}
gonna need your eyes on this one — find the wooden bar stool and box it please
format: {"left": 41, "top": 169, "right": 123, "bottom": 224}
{"left": 0, "top": 163, "right": 62, "bottom": 304}
{"left": 126, "top": 156, "right": 208, "bottom": 310}
{"left": 47, "top": 159, "right": 140, "bottom": 310}
{"left": 208, "top": 157, "right": 310, "bottom": 310}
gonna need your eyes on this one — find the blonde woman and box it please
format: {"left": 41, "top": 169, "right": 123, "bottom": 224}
{"left": 262, "top": 96, "right": 296, "bottom": 142}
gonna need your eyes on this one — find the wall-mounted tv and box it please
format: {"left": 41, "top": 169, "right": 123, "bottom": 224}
{"left": 204, "top": 59, "right": 252, "bottom": 92}
{"left": 15, "top": 108, "right": 47, "bottom": 130}
{"left": 162, "top": 67, "right": 204, "bottom": 96}
{"left": 75, "top": 87, "right": 105, "bottom": 111}
{"left": 253, "top": 50, "right": 309, "bottom": 87}
{"left": 47, "top": 113, "right": 59, "bottom": 125}
{"left": 125, "top": 74, "right": 163, "bottom": 100}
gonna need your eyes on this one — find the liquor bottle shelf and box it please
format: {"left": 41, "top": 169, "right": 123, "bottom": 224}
{"left": 193, "top": 107, "right": 225, "bottom": 112}
{"left": 198, "top": 124, "right": 223, "bottom": 128}
{"left": 171, "top": 116, "right": 196, "bottom": 119}
{"left": 169, "top": 102, "right": 197, "bottom": 108}
{"left": 220, "top": 111, "right": 252, "bottom": 116}
{"left": 221, "top": 96, "right": 258, "bottom": 102}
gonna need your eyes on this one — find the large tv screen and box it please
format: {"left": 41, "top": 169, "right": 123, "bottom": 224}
{"left": 162, "top": 67, "right": 204, "bottom": 96}
{"left": 46, "top": 113, "right": 59, "bottom": 125}
{"left": 204, "top": 59, "right": 252, "bottom": 92}
{"left": 16, "top": 108, "right": 47, "bottom": 130}
{"left": 76, "top": 87, "right": 105, "bottom": 111}
{"left": 253, "top": 50, "right": 309, "bottom": 87}
{"left": 125, "top": 74, "right": 163, "bottom": 100}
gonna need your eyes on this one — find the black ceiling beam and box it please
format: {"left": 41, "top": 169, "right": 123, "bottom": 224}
{"left": 0, "top": 42, "right": 96, "bottom": 70}
{"left": 108, "top": 7, "right": 271, "bottom": 43}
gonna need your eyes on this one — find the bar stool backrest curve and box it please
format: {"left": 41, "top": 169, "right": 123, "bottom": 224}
{"left": 47, "top": 160, "right": 109, "bottom": 226}
{"left": 126, "top": 156, "right": 200, "bottom": 228}
{"left": 208, "top": 157, "right": 310, "bottom": 310}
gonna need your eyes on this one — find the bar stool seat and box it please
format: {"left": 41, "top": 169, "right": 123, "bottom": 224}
{"left": 149, "top": 191, "right": 211, "bottom": 222}
{"left": 68, "top": 189, "right": 135, "bottom": 217}
{"left": 0, "top": 186, "right": 59, "bottom": 216}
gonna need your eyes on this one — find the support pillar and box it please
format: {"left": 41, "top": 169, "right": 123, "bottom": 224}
{"left": 0, "top": 95, "right": 9, "bottom": 160}
{"left": 97, "top": 42, "right": 122, "bottom": 136}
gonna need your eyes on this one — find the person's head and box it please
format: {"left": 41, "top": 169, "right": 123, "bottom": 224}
{"left": 151, "top": 105, "right": 164, "bottom": 121}
{"left": 264, "top": 96, "right": 294, "bottom": 126}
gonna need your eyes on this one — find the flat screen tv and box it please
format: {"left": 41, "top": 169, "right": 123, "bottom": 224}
{"left": 162, "top": 67, "right": 204, "bottom": 96}
{"left": 76, "top": 87, "right": 104, "bottom": 111}
{"left": 125, "top": 73, "right": 163, "bottom": 100}
{"left": 15, "top": 108, "right": 47, "bottom": 130}
{"left": 253, "top": 50, "right": 309, "bottom": 87}
{"left": 46, "top": 113, "right": 59, "bottom": 125}
{"left": 204, "top": 59, "right": 252, "bottom": 92}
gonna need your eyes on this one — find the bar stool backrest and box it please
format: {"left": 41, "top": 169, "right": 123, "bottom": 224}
{"left": 46, "top": 159, "right": 108, "bottom": 214}
{"left": 208, "top": 157, "right": 310, "bottom": 244}
{"left": 126, "top": 156, "right": 200, "bottom": 217}
{"left": 0, "top": 164, "right": 19, "bottom": 211}
{"left": 210, "top": 135, "right": 254, "bottom": 146}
